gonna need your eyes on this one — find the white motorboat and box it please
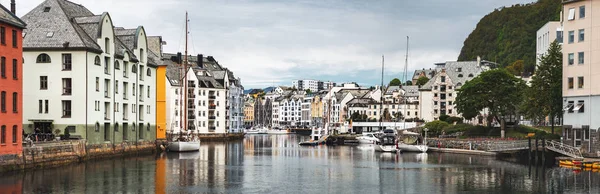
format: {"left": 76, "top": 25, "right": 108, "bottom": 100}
{"left": 299, "top": 127, "right": 328, "bottom": 146}
{"left": 356, "top": 133, "right": 379, "bottom": 144}
{"left": 245, "top": 127, "right": 268, "bottom": 134}
{"left": 396, "top": 143, "right": 428, "bottom": 153}
{"left": 267, "top": 129, "right": 294, "bottom": 134}
{"left": 168, "top": 140, "right": 200, "bottom": 152}
{"left": 374, "top": 134, "right": 399, "bottom": 153}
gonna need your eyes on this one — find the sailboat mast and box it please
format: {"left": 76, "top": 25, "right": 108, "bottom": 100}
{"left": 379, "top": 55, "right": 384, "bottom": 131}
{"left": 403, "top": 36, "right": 409, "bottom": 130}
{"left": 183, "top": 12, "right": 189, "bottom": 135}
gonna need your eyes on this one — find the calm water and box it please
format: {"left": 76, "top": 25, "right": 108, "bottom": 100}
{"left": 1, "top": 135, "right": 599, "bottom": 194}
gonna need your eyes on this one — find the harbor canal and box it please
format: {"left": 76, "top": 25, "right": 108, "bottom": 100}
{"left": 1, "top": 134, "right": 599, "bottom": 193}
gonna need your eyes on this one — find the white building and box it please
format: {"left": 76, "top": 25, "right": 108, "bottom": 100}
{"left": 278, "top": 95, "right": 303, "bottom": 127}
{"left": 301, "top": 96, "right": 313, "bottom": 127}
{"left": 536, "top": 21, "right": 563, "bottom": 67}
{"left": 165, "top": 66, "right": 227, "bottom": 134}
{"left": 22, "top": 0, "right": 157, "bottom": 144}
{"left": 292, "top": 79, "right": 319, "bottom": 92}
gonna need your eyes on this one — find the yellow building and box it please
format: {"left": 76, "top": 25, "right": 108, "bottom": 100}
{"left": 156, "top": 64, "right": 167, "bottom": 139}
{"left": 244, "top": 102, "right": 255, "bottom": 126}
{"left": 311, "top": 95, "right": 324, "bottom": 127}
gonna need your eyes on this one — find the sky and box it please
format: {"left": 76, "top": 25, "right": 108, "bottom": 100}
{"left": 4, "top": 0, "right": 535, "bottom": 88}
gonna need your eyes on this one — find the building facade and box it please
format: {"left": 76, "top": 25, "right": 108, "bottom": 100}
{"left": 243, "top": 102, "right": 254, "bottom": 127}
{"left": 22, "top": 0, "right": 157, "bottom": 144}
{"left": 536, "top": 21, "right": 563, "bottom": 66}
{"left": 561, "top": 0, "right": 599, "bottom": 154}
{"left": 0, "top": 2, "right": 26, "bottom": 155}
{"left": 292, "top": 79, "right": 318, "bottom": 92}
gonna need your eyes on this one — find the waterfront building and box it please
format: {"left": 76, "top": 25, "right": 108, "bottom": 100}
{"left": 277, "top": 94, "right": 303, "bottom": 127}
{"left": 0, "top": 1, "right": 26, "bottom": 155}
{"left": 253, "top": 97, "right": 271, "bottom": 127}
{"left": 271, "top": 98, "right": 279, "bottom": 127}
{"left": 536, "top": 21, "right": 562, "bottom": 67}
{"left": 419, "top": 59, "right": 494, "bottom": 122}
{"left": 301, "top": 96, "right": 313, "bottom": 127}
{"left": 561, "top": 0, "right": 599, "bottom": 153}
{"left": 150, "top": 36, "right": 168, "bottom": 140}
{"left": 310, "top": 93, "right": 325, "bottom": 127}
{"left": 243, "top": 102, "right": 254, "bottom": 127}
{"left": 21, "top": 0, "right": 157, "bottom": 144}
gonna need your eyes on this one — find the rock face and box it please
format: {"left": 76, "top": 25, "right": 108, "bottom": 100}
{"left": 0, "top": 140, "right": 156, "bottom": 172}
{"left": 457, "top": 0, "right": 561, "bottom": 74}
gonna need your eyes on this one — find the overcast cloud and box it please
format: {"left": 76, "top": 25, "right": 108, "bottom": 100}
{"left": 4, "top": 0, "right": 534, "bottom": 88}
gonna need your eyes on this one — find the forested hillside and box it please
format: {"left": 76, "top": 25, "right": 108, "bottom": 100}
{"left": 457, "top": 0, "right": 561, "bottom": 75}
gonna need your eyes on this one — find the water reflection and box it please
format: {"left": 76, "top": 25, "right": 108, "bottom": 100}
{"left": 1, "top": 134, "right": 600, "bottom": 193}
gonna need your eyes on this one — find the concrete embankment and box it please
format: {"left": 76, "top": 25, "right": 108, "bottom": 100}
{"left": 428, "top": 147, "right": 497, "bottom": 156}
{"left": 0, "top": 140, "right": 156, "bottom": 173}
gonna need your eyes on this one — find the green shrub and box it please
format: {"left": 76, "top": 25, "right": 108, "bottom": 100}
{"left": 446, "top": 116, "right": 464, "bottom": 124}
{"left": 443, "top": 123, "right": 474, "bottom": 134}
{"left": 439, "top": 115, "right": 450, "bottom": 123}
{"left": 424, "top": 120, "right": 450, "bottom": 136}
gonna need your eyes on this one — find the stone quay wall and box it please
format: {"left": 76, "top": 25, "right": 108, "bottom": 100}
{"left": 0, "top": 140, "right": 156, "bottom": 172}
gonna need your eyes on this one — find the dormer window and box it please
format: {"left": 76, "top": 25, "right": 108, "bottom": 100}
{"left": 94, "top": 56, "right": 100, "bottom": 66}
{"left": 43, "top": 7, "right": 51, "bottom": 12}
{"left": 105, "top": 38, "right": 110, "bottom": 54}
{"left": 468, "top": 74, "right": 474, "bottom": 77}
{"left": 458, "top": 74, "right": 463, "bottom": 78}
{"left": 457, "top": 68, "right": 462, "bottom": 72}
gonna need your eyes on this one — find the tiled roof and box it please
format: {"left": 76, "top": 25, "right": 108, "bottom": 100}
{"left": 421, "top": 61, "right": 487, "bottom": 90}
{"left": 412, "top": 69, "right": 436, "bottom": 81}
{"left": 21, "top": 0, "right": 101, "bottom": 52}
{"left": 402, "top": 86, "right": 419, "bottom": 97}
{"left": 0, "top": 3, "right": 26, "bottom": 28}
{"left": 385, "top": 86, "right": 400, "bottom": 95}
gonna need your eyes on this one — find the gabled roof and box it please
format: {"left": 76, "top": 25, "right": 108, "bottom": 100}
{"left": 21, "top": 0, "right": 101, "bottom": 52}
{"left": 402, "top": 86, "right": 419, "bottom": 97}
{"left": 421, "top": 60, "right": 487, "bottom": 90}
{"left": 0, "top": 3, "right": 26, "bottom": 28}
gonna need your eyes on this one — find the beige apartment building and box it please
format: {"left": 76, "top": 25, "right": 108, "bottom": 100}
{"left": 561, "top": 0, "right": 600, "bottom": 154}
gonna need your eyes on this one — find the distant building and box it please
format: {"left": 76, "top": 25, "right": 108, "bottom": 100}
{"left": 536, "top": 21, "right": 562, "bottom": 67}
{"left": 419, "top": 59, "right": 495, "bottom": 122}
{"left": 412, "top": 69, "right": 436, "bottom": 86}
{"left": 243, "top": 102, "right": 254, "bottom": 127}
{"left": 292, "top": 79, "right": 318, "bottom": 92}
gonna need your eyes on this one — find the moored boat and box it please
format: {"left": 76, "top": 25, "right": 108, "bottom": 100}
{"left": 397, "top": 143, "right": 428, "bottom": 153}
{"left": 168, "top": 140, "right": 200, "bottom": 152}
{"left": 374, "top": 134, "right": 400, "bottom": 153}
{"left": 356, "top": 133, "right": 379, "bottom": 144}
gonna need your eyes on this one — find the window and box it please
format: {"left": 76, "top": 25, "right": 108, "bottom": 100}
{"left": 94, "top": 56, "right": 100, "bottom": 66}
{"left": 13, "top": 125, "right": 16, "bottom": 143}
{"left": 574, "top": 100, "right": 585, "bottom": 113}
{"left": 568, "top": 77, "right": 574, "bottom": 89}
{"left": 12, "top": 59, "right": 17, "bottom": 80}
{"left": 0, "top": 57, "right": 4, "bottom": 78}
{"left": 568, "top": 8, "right": 575, "bottom": 21}
{"left": 123, "top": 62, "right": 128, "bottom": 77}
{"left": 62, "top": 78, "right": 72, "bottom": 95}
{"left": 132, "top": 65, "right": 137, "bottom": 73}
{"left": 139, "top": 65, "right": 144, "bottom": 81}
{"left": 115, "top": 123, "right": 119, "bottom": 132}
{"left": 123, "top": 82, "right": 128, "bottom": 99}
{"left": 568, "top": 31, "right": 574, "bottom": 43}
{"left": 123, "top": 103, "right": 128, "bottom": 120}
{"left": 580, "top": 6, "right": 585, "bottom": 19}
{"left": 104, "top": 79, "right": 110, "bottom": 98}
{"left": 45, "top": 100, "right": 48, "bottom": 113}
{"left": 568, "top": 53, "right": 574, "bottom": 65}
{"left": 12, "top": 92, "right": 17, "bottom": 113}
{"left": 105, "top": 38, "right": 110, "bottom": 53}
{"left": 39, "top": 100, "right": 42, "bottom": 113}
{"left": 132, "top": 85, "right": 136, "bottom": 96}
{"left": 40, "top": 76, "right": 48, "bottom": 90}
{"left": 557, "top": 31, "right": 563, "bottom": 44}
{"left": 12, "top": 30, "right": 16, "bottom": 47}
{"left": 115, "top": 81, "right": 119, "bottom": 94}
{"left": 95, "top": 122, "right": 99, "bottom": 132}
{"left": 458, "top": 74, "right": 463, "bottom": 77}
{"left": 579, "top": 29, "right": 585, "bottom": 42}
{"left": 1, "top": 125, "right": 4, "bottom": 144}
{"left": 140, "top": 49, "right": 144, "bottom": 63}
{"left": 147, "top": 68, "right": 151, "bottom": 77}
{"left": 0, "top": 91, "right": 5, "bottom": 112}
{"left": 37, "top": 54, "right": 51, "bottom": 63}
{"left": 441, "top": 76, "right": 446, "bottom": 82}
{"left": 115, "top": 60, "right": 120, "bottom": 70}
{"left": 578, "top": 76, "right": 584, "bottom": 89}
{"left": 0, "top": 27, "right": 4, "bottom": 45}
{"left": 104, "top": 57, "right": 110, "bottom": 74}
{"left": 578, "top": 52, "right": 584, "bottom": 64}
{"left": 96, "top": 77, "right": 99, "bottom": 91}
{"left": 147, "top": 86, "right": 150, "bottom": 98}
{"left": 62, "top": 100, "right": 71, "bottom": 118}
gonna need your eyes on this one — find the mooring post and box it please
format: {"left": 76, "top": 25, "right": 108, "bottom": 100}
{"left": 528, "top": 137, "right": 532, "bottom": 163}
{"left": 542, "top": 138, "right": 546, "bottom": 165}
{"left": 535, "top": 136, "right": 539, "bottom": 165}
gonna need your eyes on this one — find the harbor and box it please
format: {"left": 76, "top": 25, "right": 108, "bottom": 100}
{"left": 1, "top": 134, "right": 599, "bottom": 193}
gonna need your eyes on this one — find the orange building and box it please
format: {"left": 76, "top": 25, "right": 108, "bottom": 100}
{"left": 0, "top": 1, "right": 26, "bottom": 155}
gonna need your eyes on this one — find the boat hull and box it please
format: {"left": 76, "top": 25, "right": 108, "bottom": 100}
{"left": 168, "top": 141, "right": 200, "bottom": 152}
{"left": 357, "top": 138, "right": 379, "bottom": 144}
{"left": 267, "top": 130, "right": 294, "bottom": 134}
{"left": 397, "top": 144, "right": 428, "bottom": 153}
{"left": 374, "top": 145, "right": 399, "bottom": 153}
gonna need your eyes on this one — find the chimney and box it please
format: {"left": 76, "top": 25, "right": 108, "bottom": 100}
{"left": 176, "top": 52, "right": 182, "bottom": 64}
{"left": 197, "top": 54, "right": 203, "bottom": 68}
{"left": 11, "top": 0, "right": 16, "bottom": 14}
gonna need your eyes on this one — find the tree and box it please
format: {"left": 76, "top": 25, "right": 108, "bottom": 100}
{"left": 506, "top": 60, "right": 525, "bottom": 76}
{"left": 381, "top": 108, "right": 392, "bottom": 122}
{"left": 389, "top": 78, "right": 402, "bottom": 86}
{"left": 416, "top": 77, "right": 430, "bottom": 87}
{"left": 404, "top": 81, "right": 413, "bottom": 86}
{"left": 305, "top": 89, "right": 312, "bottom": 94}
{"left": 424, "top": 120, "right": 450, "bottom": 136}
{"left": 455, "top": 69, "right": 526, "bottom": 138}
{"left": 522, "top": 41, "right": 562, "bottom": 134}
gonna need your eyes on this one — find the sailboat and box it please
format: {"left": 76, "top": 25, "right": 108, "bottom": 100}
{"left": 168, "top": 12, "right": 200, "bottom": 152}
{"left": 395, "top": 36, "right": 427, "bottom": 153}
{"left": 374, "top": 55, "right": 400, "bottom": 153}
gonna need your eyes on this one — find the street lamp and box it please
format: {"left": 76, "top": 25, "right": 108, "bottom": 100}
{"left": 423, "top": 128, "right": 429, "bottom": 145}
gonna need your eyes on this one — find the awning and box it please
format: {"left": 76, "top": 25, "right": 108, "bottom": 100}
{"left": 563, "top": 104, "right": 574, "bottom": 111}
{"left": 573, "top": 102, "right": 584, "bottom": 111}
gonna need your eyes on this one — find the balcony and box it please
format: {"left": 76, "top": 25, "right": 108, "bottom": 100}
{"left": 187, "top": 125, "right": 196, "bottom": 130}
{"left": 188, "top": 115, "right": 196, "bottom": 120}
{"left": 208, "top": 116, "right": 216, "bottom": 120}
{"left": 188, "top": 83, "right": 196, "bottom": 88}
{"left": 226, "top": 106, "right": 230, "bottom": 110}
{"left": 209, "top": 105, "right": 216, "bottom": 110}
{"left": 188, "top": 105, "right": 196, "bottom": 109}
{"left": 208, "top": 96, "right": 216, "bottom": 100}
{"left": 188, "top": 94, "right": 196, "bottom": 99}
{"left": 209, "top": 126, "right": 216, "bottom": 131}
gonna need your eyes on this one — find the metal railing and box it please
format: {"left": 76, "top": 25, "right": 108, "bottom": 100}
{"left": 546, "top": 140, "right": 583, "bottom": 159}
